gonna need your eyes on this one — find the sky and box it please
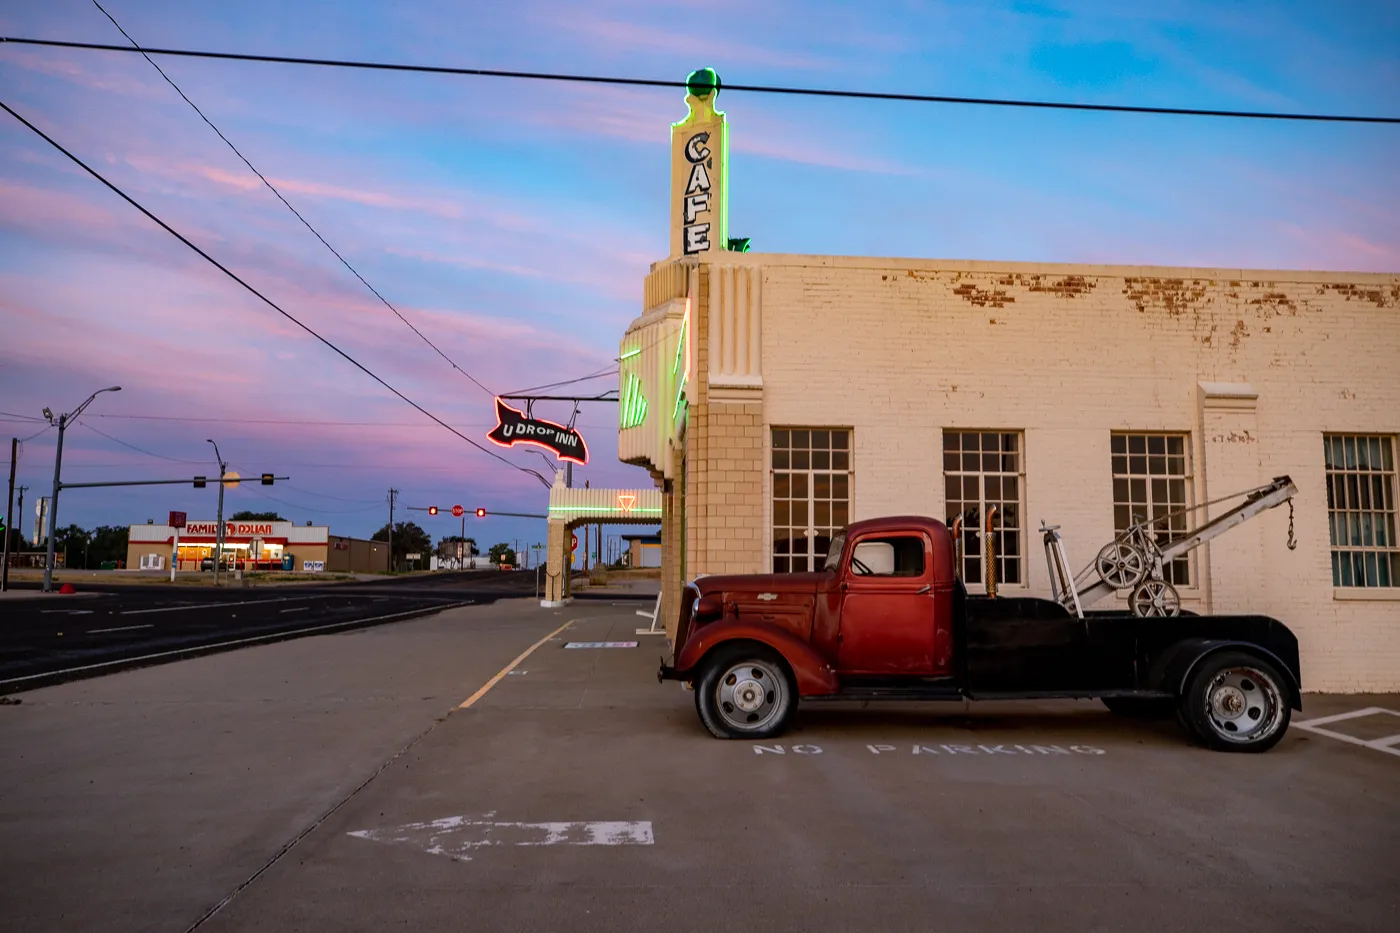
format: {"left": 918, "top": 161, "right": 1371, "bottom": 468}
{"left": 1, "top": 0, "right": 1397, "bottom": 556}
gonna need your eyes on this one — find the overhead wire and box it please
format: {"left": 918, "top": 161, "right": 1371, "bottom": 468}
{"left": 2, "top": 36, "right": 1398, "bottom": 124}
{"left": 0, "top": 97, "right": 552, "bottom": 489}
{"left": 88, "top": 1, "right": 496, "bottom": 399}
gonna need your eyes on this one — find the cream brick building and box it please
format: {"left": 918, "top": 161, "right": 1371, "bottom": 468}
{"left": 616, "top": 77, "right": 1400, "bottom": 694}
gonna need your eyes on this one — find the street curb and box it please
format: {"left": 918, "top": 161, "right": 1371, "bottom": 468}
{"left": 0, "top": 601, "right": 471, "bottom": 696}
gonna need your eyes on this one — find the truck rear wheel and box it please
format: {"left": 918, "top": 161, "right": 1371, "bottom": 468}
{"left": 1178, "top": 651, "right": 1291, "bottom": 753}
{"left": 695, "top": 644, "right": 796, "bottom": 740}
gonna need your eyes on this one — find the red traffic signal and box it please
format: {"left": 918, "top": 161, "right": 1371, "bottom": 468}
{"left": 428, "top": 506, "right": 438, "bottom": 516}
{"left": 451, "top": 504, "right": 464, "bottom": 517}
{"left": 475, "top": 508, "right": 486, "bottom": 518}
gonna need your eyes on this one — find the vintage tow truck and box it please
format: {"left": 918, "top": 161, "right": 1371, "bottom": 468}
{"left": 659, "top": 496, "right": 1304, "bottom": 753}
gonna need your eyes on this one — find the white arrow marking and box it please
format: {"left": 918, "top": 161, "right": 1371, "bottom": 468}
{"left": 347, "top": 816, "right": 653, "bottom": 861}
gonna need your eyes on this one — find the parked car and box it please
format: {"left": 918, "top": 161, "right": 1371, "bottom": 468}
{"left": 660, "top": 515, "right": 1302, "bottom": 753}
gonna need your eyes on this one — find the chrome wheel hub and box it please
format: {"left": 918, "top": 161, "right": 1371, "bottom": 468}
{"left": 1204, "top": 667, "right": 1282, "bottom": 743}
{"left": 715, "top": 660, "right": 785, "bottom": 731}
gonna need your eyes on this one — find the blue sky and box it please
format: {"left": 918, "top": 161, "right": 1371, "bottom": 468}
{"left": 1, "top": 0, "right": 1396, "bottom": 552}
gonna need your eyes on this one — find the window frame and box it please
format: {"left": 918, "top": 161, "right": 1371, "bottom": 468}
{"left": 1109, "top": 431, "right": 1196, "bottom": 589}
{"left": 846, "top": 533, "right": 928, "bottom": 579}
{"left": 1324, "top": 433, "right": 1400, "bottom": 590}
{"left": 769, "top": 426, "right": 854, "bottom": 574}
{"left": 942, "top": 429, "right": 1026, "bottom": 593}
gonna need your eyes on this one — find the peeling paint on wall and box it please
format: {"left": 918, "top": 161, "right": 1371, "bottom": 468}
{"left": 1123, "top": 277, "right": 1210, "bottom": 316}
{"left": 952, "top": 282, "right": 1015, "bottom": 308}
{"left": 1317, "top": 282, "right": 1397, "bottom": 308}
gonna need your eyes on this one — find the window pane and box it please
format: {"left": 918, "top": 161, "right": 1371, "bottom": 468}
{"left": 1111, "top": 434, "right": 1126, "bottom": 455}
{"left": 775, "top": 501, "right": 790, "bottom": 526}
{"left": 832, "top": 431, "right": 849, "bottom": 450}
{"left": 944, "top": 432, "right": 960, "bottom": 451}
{"left": 813, "top": 430, "right": 830, "bottom": 449}
{"left": 793, "top": 430, "right": 809, "bottom": 449}
{"left": 815, "top": 501, "right": 830, "bottom": 526}
{"left": 813, "top": 450, "right": 830, "bottom": 470}
{"left": 834, "top": 451, "right": 850, "bottom": 470}
{"left": 774, "top": 474, "right": 790, "bottom": 498}
{"left": 815, "top": 474, "right": 831, "bottom": 499}
{"left": 833, "top": 474, "right": 848, "bottom": 498}
{"left": 1129, "top": 435, "right": 1146, "bottom": 455}
{"left": 773, "top": 429, "right": 789, "bottom": 449}
{"left": 1147, "top": 435, "right": 1165, "bottom": 455}
{"left": 772, "top": 450, "right": 789, "bottom": 469}
{"left": 793, "top": 450, "right": 810, "bottom": 469}
{"left": 833, "top": 502, "right": 849, "bottom": 526}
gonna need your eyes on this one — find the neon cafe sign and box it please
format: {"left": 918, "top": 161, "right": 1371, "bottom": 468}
{"left": 487, "top": 398, "right": 589, "bottom": 465}
{"left": 618, "top": 297, "right": 691, "bottom": 433}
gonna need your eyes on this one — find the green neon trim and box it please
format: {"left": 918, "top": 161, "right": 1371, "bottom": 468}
{"left": 672, "top": 374, "right": 687, "bottom": 420}
{"left": 672, "top": 315, "right": 687, "bottom": 376}
{"left": 619, "top": 372, "right": 649, "bottom": 430}
{"left": 548, "top": 506, "right": 663, "bottom": 513}
{"left": 620, "top": 347, "right": 641, "bottom": 361}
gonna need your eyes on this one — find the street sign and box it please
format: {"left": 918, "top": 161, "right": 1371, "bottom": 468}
{"left": 168, "top": 511, "right": 186, "bottom": 529}
{"left": 571, "top": 533, "right": 578, "bottom": 552}
{"left": 452, "top": 504, "right": 464, "bottom": 517}
{"left": 249, "top": 537, "right": 263, "bottom": 559}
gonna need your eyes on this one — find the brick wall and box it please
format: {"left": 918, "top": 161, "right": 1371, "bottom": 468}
{"left": 689, "top": 254, "right": 1398, "bottom": 692}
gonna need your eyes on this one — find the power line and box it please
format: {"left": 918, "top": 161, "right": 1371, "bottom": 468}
{"left": 75, "top": 419, "right": 207, "bottom": 464}
{"left": 0, "top": 410, "right": 44, "bottom": 422}
{"left": 88, "top": 2, "right": 495, "bottom": 399}
{"left": 3, "top": 36, "right": 1398, "bottom": 124}
{"left": 0, "top": 97, "right": 552, "bottom": 489}
{"left": 504, "top": 366, "right": 620, "bottom": 396}
{"left": 85, "top": 413, "right": 613, "bottom": 429}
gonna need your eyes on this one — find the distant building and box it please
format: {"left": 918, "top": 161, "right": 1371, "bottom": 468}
{"left": 126, "top": 520, "right": 386, "bottom": 574}
{"left": 622, "top": 533, "right": 662, "bottom": 568}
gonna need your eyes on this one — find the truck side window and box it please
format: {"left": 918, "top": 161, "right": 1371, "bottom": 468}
{"left": 849, "top": 536, "right": 925, "bottom": 577}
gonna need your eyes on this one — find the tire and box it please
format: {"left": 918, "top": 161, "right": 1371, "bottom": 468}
{"left": 694, "top": 643, "right": 797, "bottom": 740}
{"left": 1101, "top": 696, "right": 1176, "bottom": 719}
{"left": 1177, "top": 650, "right": 1292, "bottom": 753}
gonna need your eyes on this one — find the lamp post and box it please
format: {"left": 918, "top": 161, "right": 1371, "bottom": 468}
{"left": 42, "top": 385, "right": 121, "bottom": 592}
{"left": 207, "top": 439, "right": 228, "bottom": 585}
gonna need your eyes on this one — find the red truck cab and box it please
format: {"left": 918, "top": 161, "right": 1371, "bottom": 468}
{"left": 660, "top": 515, "right": 1303, "bottom": 753}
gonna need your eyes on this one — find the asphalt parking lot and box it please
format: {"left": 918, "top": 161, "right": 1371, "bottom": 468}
{"left": 1, "top": 597, "right": 1395, "bottom": 933}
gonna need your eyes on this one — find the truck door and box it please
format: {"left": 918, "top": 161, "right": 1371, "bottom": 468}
{"left": 836, "top": 531, "right": 939, "bottom": 675}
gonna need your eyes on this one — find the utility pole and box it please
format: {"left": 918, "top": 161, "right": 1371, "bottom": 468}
{"left": 16, "top": 484, "right": 28, "bottom": 544}
{"left": 2, "top": 437, "right": 16, "bottom": 592}
{"left": 207, "top": 439, "right": 228, "bottom": 586}
{"left": 42, "top": 385, "right": 122, "bottom": 592}
{"left": 387, "top": 488, "right": 398, "bottom": 573}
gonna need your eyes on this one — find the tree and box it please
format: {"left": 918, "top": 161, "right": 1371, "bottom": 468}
{"left": 89, "top": 525, "right": 129, "bottom": 567}
{"left": 372, "top": 521, "right": 431, "bottom": 568}
{"left": 52, "top": 524, "right": 92, "bottom": 569}
{"left": 488, "top": 542, "right": 516, "bottom": 566}
{"left": 230, "top": 510, "right": 286, "bottom": 522}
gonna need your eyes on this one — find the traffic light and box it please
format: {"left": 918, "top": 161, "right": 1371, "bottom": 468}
{"left": 428, "top": 506, "right": 438, "bottom": 516}
{"left": 261, "top": 473, "right": 274, "bottom": 486}
{"left": 475, "top": 508, "right": 486, "bottom": 518}
{"left": 193, "top": 476, "right": 207, "bottom": 488}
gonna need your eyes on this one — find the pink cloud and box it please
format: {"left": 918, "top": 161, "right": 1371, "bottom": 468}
{"left": 545, "top": 17, "right": 838, "bottom": 71}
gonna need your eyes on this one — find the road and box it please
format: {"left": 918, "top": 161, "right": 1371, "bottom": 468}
{"left": 0, "top": 570, "right": 543, "bottom": 694}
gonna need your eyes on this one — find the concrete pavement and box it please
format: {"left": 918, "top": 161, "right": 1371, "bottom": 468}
{"left": 1, "top": 596, "right": 1395, "bottom": 933}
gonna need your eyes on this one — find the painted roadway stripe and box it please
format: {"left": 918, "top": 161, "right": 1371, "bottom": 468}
{"left": 458, "top": 620, "right": 573, "bottom": 709}
{"left": 87, "top": 623, "right": 155, "bottom": 634}
{"left": 348, "top": 816, "right": 653, "bottom": 861}
{"left": 119, "top": 596, "right": 315, "bottom": 615}
{"left": 1294, "top": 707, "right": 1400, "bottom": 758}
{"left": 279, "top": 606, "right": 310, "bottom": 613}
{"left": 0, "top": 602, "right": 470, "bottom": 688}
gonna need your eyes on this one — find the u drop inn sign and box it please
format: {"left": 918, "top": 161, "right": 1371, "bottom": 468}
{"left": 487, "top": 399, "right": 589, "bottom": 465}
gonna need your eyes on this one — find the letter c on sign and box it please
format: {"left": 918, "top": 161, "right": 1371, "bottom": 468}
{"left": 685, "top": 132, "right": 711, "bottom": 163}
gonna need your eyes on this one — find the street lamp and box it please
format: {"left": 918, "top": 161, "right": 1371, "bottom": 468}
{"left": 42, "top": 385, "right": 121, "bottom": 592}
{"left": 207, "top": 439, "right": 228, "bottom": 585}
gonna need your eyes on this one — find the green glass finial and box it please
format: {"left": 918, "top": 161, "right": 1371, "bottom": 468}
{"left": 686, "top": 68, "right": 721, "bottom": 100}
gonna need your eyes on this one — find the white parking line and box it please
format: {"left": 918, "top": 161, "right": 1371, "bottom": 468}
{"left": 1293, "top": 707, "right": 1400, "bottom": 758}
{"left": 87, "top": 623, "right": 155, "bottom": 634}
{"left": 120, "top": 596, "right": 314, "bottom": 615}
{"left": 279, "top": 606, "right": 309, "bottom": 613}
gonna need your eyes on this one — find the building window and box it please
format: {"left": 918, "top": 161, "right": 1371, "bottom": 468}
{"left": 943, "top": 431, "right": 1023, "bottom": 587}
{"left": 1325, "top": 434, "right": 1398, "bottom": 588}
{"left": 1111, "top": 433, "right": 1192, "bottom": 586}
{"left": 772, "top": 428, "right": 851, "bottom": 573}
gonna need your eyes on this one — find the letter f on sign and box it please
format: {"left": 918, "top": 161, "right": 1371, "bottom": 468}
{"left": 684, "top": 193, "right": 709, "bottom": 223}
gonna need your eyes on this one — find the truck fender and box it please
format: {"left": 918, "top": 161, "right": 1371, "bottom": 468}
{"left": 1151, "top": 638, "right": 1302, "bottom": 710}
{"left": 674, "top": 620, "right": 840, "bottom": 697}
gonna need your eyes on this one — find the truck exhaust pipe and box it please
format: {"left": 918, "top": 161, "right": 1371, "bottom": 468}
{"left": 985, "top": 506, "right": 998, "bottom": 598}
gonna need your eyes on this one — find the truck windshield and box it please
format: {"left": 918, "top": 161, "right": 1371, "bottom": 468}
{"left": 822, "top": 532, "right": 846, "bottom": 572}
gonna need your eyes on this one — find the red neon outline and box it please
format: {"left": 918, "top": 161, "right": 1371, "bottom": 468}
{"left": 486, "top": 397, "right": 590, "bottom": 465}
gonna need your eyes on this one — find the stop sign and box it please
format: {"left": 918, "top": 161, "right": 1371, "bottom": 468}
{"left": 451, "top": 505, "right": 464, "bottom": 517}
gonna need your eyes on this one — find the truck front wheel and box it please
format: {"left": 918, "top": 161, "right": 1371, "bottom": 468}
{"left": 1178, "top": 651, "right": 1291, "bottom": 753}
{"left": 695, "top": 644, "right": 796, "bottom": 740}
